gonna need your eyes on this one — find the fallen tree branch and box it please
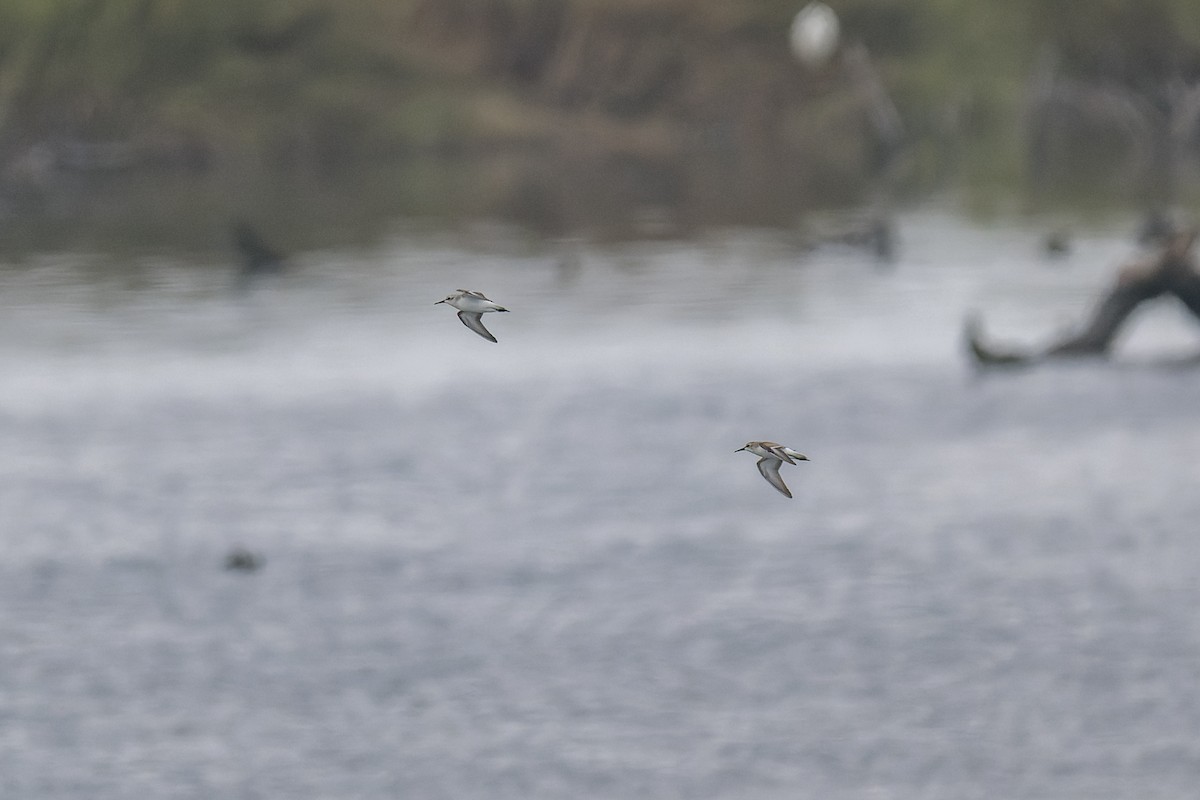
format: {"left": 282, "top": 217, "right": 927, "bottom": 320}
{"left": 965, "top": 226, "right": 1200, "bottom": 367}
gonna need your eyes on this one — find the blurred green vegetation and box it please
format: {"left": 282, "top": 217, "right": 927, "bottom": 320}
{"left": 1, "top": 0, "right": 1198, "bottom": 240}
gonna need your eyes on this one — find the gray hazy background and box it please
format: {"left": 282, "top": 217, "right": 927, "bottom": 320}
{"left": 3, "top": 3, "right": 1200, "bottom": 799}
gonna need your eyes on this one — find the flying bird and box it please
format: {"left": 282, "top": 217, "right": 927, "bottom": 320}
{"left": 435, "top": 289, "right": 510, "bottom": 343}
{"left": 736, "top": 441, "right": 810, "bottom": 498}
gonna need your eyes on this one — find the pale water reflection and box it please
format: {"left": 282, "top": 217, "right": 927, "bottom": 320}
{"left": 2, "top": 209, "right": 1200, "bottom": 798}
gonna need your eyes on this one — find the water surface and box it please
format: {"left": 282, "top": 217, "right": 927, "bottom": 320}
{"left": 3, "top": 210, "right": 1200, "bottom": 798}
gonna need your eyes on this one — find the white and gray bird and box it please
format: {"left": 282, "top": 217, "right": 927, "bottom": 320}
{"left": 789, "top": 2, "right": 840, "bottom": 67}
{"left": 736, "top": 441, "right": 810, "bottom": 499}
{"left": 435, "top": 289, "right": 510, "bottom": 342}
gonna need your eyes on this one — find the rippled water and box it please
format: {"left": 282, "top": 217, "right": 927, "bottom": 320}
{"left": 3, "top": 210, "right": 1200, "bottom": 798}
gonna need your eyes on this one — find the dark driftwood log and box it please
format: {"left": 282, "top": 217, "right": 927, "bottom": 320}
{"left": 966, "top": 228, "right": 1200, "bottom": 367}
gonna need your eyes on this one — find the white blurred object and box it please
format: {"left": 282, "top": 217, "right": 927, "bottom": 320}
{"left": 789, "top": 2, "right": 840, "bottom": 67}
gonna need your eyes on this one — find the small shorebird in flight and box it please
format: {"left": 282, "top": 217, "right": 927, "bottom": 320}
{"left": 736, "top": 441, "right": 810, "bottom": 498}
{"left": 436, "top": 289, "right": 509, "bottom": 342}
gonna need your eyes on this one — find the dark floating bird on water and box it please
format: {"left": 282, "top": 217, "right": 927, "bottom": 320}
{"left": 798, "top": 214, "right": 897, "bottom": 264}
{"left": 232, "top": 220, "right": 286, "bottom": 285}
{"left": 224, "top": 547, "right": 264, "bottom": 572}
{"left": 1042, "top": 229, "right": 1071, "bottom": 258}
